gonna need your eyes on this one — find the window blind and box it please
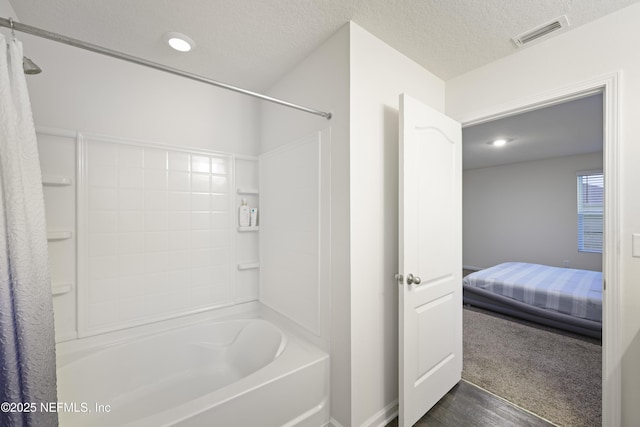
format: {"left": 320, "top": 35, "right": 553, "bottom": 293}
{"left": 577, "top": 172, "right": 603, "bottom": 253}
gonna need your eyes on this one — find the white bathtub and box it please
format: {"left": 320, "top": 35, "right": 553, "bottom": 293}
{"left": 56, "top": 312, "right": 329, "bottom": 426}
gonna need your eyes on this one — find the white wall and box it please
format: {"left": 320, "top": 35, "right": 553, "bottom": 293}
{"left": 18, "top": 31, "right": 259, "bottom": 155}
{"left": 0, "top": 1, "right": 13, "bottom": 22}
{"left": 260, "top": 25, "right": 351, "bottom": 425}
{"left": 464, "top": 152, "right": 603, "bottom": 272}
{"left": 349, "top": 23, "right": 445, "bottom": 426}
{"left": 447, "top": 3, "right": 640, "bottom": 424}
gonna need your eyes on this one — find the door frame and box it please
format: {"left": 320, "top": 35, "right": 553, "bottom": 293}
{"left": 457, "top": 72, "right": 620, "bottom": 426}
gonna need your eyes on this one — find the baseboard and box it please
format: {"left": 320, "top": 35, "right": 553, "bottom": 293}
{"left": 362, "top": 399, "right": 398, "bottom": 427}
{"left": 328, "top": 399, "right": 399, "bottom": 427}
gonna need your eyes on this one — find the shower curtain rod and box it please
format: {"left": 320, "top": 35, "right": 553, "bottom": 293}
{"left": 0, "top": 17, "right": 332, "bottom": 120}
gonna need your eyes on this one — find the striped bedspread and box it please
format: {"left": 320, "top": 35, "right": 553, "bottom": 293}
{"left": 463, "top": 262, "right": 602, "bottom": 323}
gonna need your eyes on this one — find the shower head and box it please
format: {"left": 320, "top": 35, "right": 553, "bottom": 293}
{"left": 23, "top": 57, "right": 41, "bottom": 75}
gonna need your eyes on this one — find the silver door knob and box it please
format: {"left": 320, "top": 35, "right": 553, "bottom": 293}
{"left": 406, "top": 273, "right": 421, "bottom": 285}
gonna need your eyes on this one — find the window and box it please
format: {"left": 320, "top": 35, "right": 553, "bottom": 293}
{"left": 577, "top": 171, "right": 603, "bottom": 253}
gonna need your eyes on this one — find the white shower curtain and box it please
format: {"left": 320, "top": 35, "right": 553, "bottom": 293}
{"left": 0, "top": 34, "right": 58, "bottom": 427}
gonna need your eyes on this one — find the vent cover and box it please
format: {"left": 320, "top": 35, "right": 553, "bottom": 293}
{"left": 512, "top": 15, "right": 570, "bottom": 47}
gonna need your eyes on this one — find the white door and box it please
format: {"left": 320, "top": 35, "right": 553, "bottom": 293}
{"left": 398, "top": 93, "right": 462, "bottom": 427}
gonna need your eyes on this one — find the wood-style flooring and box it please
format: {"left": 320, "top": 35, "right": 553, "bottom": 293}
{"left": 385, "top": 380, "right": 554, "bottom": 427}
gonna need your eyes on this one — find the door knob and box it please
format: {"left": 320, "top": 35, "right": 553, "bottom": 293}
{"left": 406, "top": 273, "right": 421, "bottom": 285}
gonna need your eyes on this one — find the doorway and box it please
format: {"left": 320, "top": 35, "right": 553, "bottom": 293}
{"left": 459, "top": 74, "right": 620, "bottom": 426}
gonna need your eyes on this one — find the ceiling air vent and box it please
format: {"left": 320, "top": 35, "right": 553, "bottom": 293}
{"left": 512, "top": 15, "right": 570, "bottom": 47}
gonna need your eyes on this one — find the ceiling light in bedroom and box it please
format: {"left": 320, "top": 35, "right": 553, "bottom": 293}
{"left": 491, "top": 139, "right": 508, "bottom": 147}
{"left": 164, "top": 32, "right": 195, "bottom": 52}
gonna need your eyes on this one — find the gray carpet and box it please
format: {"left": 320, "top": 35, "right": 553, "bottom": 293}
{"left": 463, "top": 307, "right": 601, "bottom": 427}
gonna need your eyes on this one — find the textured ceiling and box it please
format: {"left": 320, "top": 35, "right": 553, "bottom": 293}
{"left": 462, "top": 93, "right": 603, "bottom": 170}
{"left": 7, "top": 0, "right": 640, "bottom": 91}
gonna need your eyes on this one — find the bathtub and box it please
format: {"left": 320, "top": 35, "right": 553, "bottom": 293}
{"left": 56, "top": 311, "right": 329, "bottom": 426}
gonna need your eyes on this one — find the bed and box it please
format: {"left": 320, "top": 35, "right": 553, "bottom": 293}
{"left": 463, "top": 262, "right": 602, "bottom": 338}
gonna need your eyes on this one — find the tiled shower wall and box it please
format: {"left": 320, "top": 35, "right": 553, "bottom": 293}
{"left": 81, "top": 135, "right": 235, "bottom": 335}
{"left": 38, "top": 129, "right": 259, "bottom": 340}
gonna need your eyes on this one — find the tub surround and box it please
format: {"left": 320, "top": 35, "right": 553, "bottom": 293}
{"left": 38, "top": 128, "right": 261, "bottom": 342}
{"left": 259, "top": 130, "right": 330, "bottom": 344}
{"left": 81, "top": 135, "right": 235, "bottom": 335}
{"left": 38, "top": 129, "right": 78, "bottom": 342}
{"left": 45, "top": 128, "right": 331, "bottom": 426}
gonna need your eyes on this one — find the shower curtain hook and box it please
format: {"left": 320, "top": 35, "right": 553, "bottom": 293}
{"left": 9, "top": 17, "right": 15, "bottom": 40}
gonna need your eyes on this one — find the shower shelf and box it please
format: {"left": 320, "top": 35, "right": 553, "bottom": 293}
{"left": 237, "top": 226, "right": 259, "bottom": 232}
{"left": 236, "top": 188, "right": 259, "bottom": 195}
{"left": 237, "top": 262, "right": 260, "bottom": 270}
{"left": 52, "top": 283, "right": 73, "bottom": 296}
{"left": 47, "top": 231, "right": 73, "bottom": 241}
{"left": 42, "top": 175, "right": 73, "bottom": 186}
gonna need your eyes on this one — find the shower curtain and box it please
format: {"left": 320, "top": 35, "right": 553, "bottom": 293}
{"left": 0, "top": 34, "right": 58, "bottom": 427}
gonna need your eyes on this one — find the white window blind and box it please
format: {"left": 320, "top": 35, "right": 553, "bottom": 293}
{"left": 577, "top": 172, "right": 603, "bottom": 253}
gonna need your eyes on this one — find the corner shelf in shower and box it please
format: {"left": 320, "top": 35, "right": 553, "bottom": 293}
{"left": 47, "top": 231, "right": 73, "bottom": 241}
{"left": 237, "top": 262, "right": 260, "bottom": 270}
{"left": 236, "top": 188, "right": 259, "bottom": 195}
{"left": 237, "top": 226, "right": 259, "bottom": 232}
{"left": 42, "top": 175, "right": 73, "bottom": 186}
{"left": 52, "top": 283, "right": 73, "bottom": 296}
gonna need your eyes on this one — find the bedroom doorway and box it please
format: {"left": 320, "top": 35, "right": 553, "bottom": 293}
{"left": 459, "top": 74, "right": 619, "bottom": 426}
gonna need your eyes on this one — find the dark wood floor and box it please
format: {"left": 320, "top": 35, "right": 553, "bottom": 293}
{"left": 385, "top": 380, "right": 554, "bottom": 427}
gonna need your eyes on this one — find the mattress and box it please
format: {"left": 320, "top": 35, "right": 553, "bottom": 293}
{"left": 463, "top": 262, "right": 602, "bottom": 323}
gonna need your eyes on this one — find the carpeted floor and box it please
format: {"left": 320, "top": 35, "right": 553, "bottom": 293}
{"left": 463, "top": 307, "right": 601, "bottom": 427}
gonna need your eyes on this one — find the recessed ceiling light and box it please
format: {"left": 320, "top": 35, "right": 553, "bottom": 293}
{"left": 491, "top": 139, "right": 508, "bottom": 147}
{"left": 164, "top": 32, "right": 195, "bottom": 52}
